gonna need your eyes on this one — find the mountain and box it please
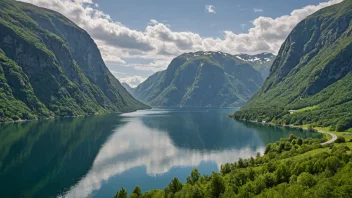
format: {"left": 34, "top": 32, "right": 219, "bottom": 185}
{"left": 233, "top": 0, "right": 352, "bottom": 132}
{"left": 235, "top": 53, "right": 276, "bottom": 79}
{"left": 133, "top": 51, "right": 263, "bottom": 108}
{"left": 122, "top": 83, "right": 135, "bottom": 94}
{"left": 0, "top": 0, "right": 148, "bottom": 122}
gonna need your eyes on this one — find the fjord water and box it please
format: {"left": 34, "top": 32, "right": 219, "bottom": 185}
{"left": 0, "top": 109, "right": 321, "bottom": 198}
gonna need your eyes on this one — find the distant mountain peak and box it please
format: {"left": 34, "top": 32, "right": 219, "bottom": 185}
{"left": 132, "top": 52, "right": 264, "bottom": 108}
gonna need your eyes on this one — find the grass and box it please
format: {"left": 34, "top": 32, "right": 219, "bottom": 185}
{"left": 293, "top": 105, "right": 319, "bottom": 113}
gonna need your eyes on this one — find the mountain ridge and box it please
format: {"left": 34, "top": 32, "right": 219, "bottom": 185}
{"left": 233, "top": 0, "right": 352, "bottom": 132}
{"left": 0, "top": 0, "right": 148, "bottom": 122}
{"left": 235, "top": 53, "right": 276, "bottom": 79}
{"left": 133, "top": 51, "right": 264, "bottom": 108}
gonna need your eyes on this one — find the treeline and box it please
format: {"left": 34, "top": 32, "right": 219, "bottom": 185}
{"left": 231, "top": 107, "right": 352, "bottom": 132}
{"left": 114, "top": 135, "right": 352, "bottom": 198}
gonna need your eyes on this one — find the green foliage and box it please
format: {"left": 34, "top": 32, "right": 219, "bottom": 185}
{"left": 133, "top": 51, "right": 264, "bottom": 108}
{"left": 167, "top": 177, "right": 183, "bottom": 195}
{"left": 336, "top": 136, "right": 346, "bottom": 143}
{"left": 297, "top": 172, "right": 316, "bottom": 187}
{"left": 0, "top": 0, "right": 148, "bottom": 122}
{"left": 130, "top": 186, "right": 142, "bottom": 198}
{"left": 232, "top": 0, "right": 352, "bottom": 131}
{"left": 187, "top": 169, "right": 200, "bottom": 185}
{"left": 129, "top": 136, "right": 352, "bottom": 198}
{"left": 115, "top": 188, "right": 128, "bottom": 198}
{"left": 210, "top": 172, "right": 225, "bottom": 198}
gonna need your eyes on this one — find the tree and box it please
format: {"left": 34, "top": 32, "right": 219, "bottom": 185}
{"left": 210, "top": 173, "right": 226, "bottom": 198}
{"left": 114, "top": 188, "right": 128, "bottom": 198}
{"left": 335, "top": 136, "right": 346, "bottom": 143}
{"left": 168, "top": 177, "right": 183, "bottom": 194}
{"left": 335, "top": 118, "right": 352, "bottom": 132}
{"left": 187, "top": 168, "right": 201, "bottom": 184}
{"left": 264, "top": 144, "right": 272, "bottom": 154}
{"left": 297, "top": 138, "right": 303, "bottom": 146}
{"left": 289, "top": 134, "right": 297, "bottom": 142}
{"left": 191, "top": 185, "right": 204, "bottom": 198}
{"left": 297, "top": 172, "right": 316, "bottom": 187}
{"left": 324, "top": 156, "right": 342, "bottom": 173}
{"left": 130, "top": 186, "right": 142, "bottom": 198}
{"left": 263, "top": 173, "right": 276, "bottom": 188}
{"left": 275, "top": 164, "right": 291, "bottom": 183}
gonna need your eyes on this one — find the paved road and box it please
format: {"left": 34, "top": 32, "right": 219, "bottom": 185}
{"left": 318, "top": 130, "right": 337, "bottom": 145}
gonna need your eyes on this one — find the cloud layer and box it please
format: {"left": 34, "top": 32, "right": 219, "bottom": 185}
{"left": 18, "top": 0, "right": 343, "bottom": 86}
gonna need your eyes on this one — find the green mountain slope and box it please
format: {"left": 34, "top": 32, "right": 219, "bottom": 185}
{"left": 236, "top": 53, "right": 276, "bottom": 79}
{"left": 0, "top": 0, "right": 148, "bottom": 122}
{"left": 133, "top": 51, "right": 263, "bottom": 108}
{"left": 233, "top": 0, "right": 352, "bottom": 132}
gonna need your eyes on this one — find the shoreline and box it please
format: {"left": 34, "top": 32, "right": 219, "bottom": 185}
{"left": 0, "top": 108, "right": 143, "bottom": 125}
{"left": 232, "top": 118, "right": 337, "bottom": 145}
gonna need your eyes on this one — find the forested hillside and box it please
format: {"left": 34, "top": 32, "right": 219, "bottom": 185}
{"left": 0, "top": 0, "right": 148, "bottom": 122}
{"left": 116, "top": 135, "right": 352, "bottom": 198}
{"left": 233, "top": 0, "right": 352, "bottom": 132}
{"left": 133, "top": 51, "right": 263, "bottom": 108}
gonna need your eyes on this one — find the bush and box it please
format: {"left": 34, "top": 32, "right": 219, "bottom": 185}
{"left": 297, "top": 172, "right": 316, "bottom": 187}
{"left": 335, "top": 136, "right": 346, "bottom": 143}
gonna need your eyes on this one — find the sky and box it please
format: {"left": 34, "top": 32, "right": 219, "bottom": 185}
{"left": 18, "top": 0, "right": 343, "bottom": 87}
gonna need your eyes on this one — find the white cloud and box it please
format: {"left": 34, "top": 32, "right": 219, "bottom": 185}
{"left": 205, "top": 5, "right": 216, "bottom": 13}
{"left": 253, "top": 8, "right": 264, "bottom": 12}
{"left": 63, "top": 117, "right": 264, "bottom": 198}
{"left": 118, "top": 76, "right": 147, "bottom": 88}
{"left": 148, "top": 19, "right": 159, "bottom": 26}
{"left": 18, "top": 0, "right": 343, "bottom": 80}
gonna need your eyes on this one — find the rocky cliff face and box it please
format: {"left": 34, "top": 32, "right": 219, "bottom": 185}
{"left": 0, "top": 0, "right": 148, "bottom": 122}
{"left": 133, "top": 51, "right": 263, "bottom": 108}
{"left": 233, "top": 0, "right": 352, "bottom": 131}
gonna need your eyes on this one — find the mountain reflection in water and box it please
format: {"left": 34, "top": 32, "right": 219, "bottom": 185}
{"left": 0, "top": 108, "right": 321, "bottom": 198}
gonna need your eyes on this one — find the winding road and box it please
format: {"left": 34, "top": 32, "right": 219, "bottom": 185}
{"left": 318, "top": 130, "right": 337, "bottom": 145}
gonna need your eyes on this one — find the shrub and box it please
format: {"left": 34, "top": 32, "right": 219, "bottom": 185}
{"left": 335, "top": 136, "right": 346, "bottom": 143}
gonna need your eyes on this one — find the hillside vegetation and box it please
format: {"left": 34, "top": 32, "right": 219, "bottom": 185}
{"left": 115, "top": 134, "right": 352, "bottom": 198}
{"left": 232, "top": 0, "right": 352, "bottom": 132}
{"left": 0, "top": 0, "right": 148, "bottom": 122}
{"left": 133, "top": 51, "right": 263, "bottom": 108}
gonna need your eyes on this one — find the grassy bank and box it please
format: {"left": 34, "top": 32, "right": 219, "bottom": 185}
{"left": 114, "top": 135, "right": 352, "bottom": 198}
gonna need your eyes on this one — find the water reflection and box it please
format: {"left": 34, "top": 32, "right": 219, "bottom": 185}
{"left": 0, "top": 114, "right": 123, "bottom": 198}
{"left": 0, "top": 109, "right": 321, "bottom": 198}
{"left": 64, "top": 117, "right": 264, "bottom": 198}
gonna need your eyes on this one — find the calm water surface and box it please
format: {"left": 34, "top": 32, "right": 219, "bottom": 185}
{"left": 0, "top": 108, "right": 321, "bottom": 197}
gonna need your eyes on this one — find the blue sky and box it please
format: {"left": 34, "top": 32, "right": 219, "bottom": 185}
{"left": 98, "top": 0, "right": 328, "bottom": 37}
{"left": 20, "top": 0, "right": 343, "bottom": 87}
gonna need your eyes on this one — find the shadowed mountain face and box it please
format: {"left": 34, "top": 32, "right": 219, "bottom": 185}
{"left": 233, "top": 0, "right": 352, "bottom": 130}
{"left": 235, "top": 53, "right": 276, "bottom": 79}
{"left": 0, "top": 114, "right": 124, "bottom": 198}
{"left": 133, "top": 51, "right": 264, "bottom": 108}
{"left": 0, "top": 0, "right": 148, "bottom": 122}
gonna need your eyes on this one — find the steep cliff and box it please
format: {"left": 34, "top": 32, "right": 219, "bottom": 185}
{"left": 233, "top": 0, "right": 352, "bottom": 131}
{"left": 0, "top": 0, "right": 148, "bottom": 122}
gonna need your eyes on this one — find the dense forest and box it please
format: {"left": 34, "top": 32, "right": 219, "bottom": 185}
{"left": 0, "top": 0, "right": 148, "bottom": 122}
{"left": 114, "top": 134, "right": 352, "bottom": 198}
{"left": 232, "top": 0, "right": 352, "bottom": 131}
